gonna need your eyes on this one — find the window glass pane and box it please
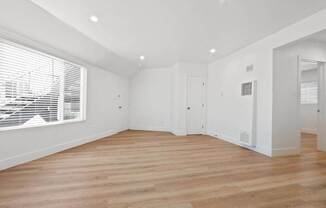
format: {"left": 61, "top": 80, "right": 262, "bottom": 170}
{"left": 0, "top": 40, "right": 85, "bottom": 130}
{"left": 241, "top": 82, "right": 252, "bottom": 96}
{"left": 301, "top": 81, "right": 318, "bottom": 104}
{"left": 63, "top": 62, "right": 81, "bottom": 120}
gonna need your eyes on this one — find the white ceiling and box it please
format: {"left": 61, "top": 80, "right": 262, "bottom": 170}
{"left": 30, "top": 0, "right": 326, "bottom": 71}
{"left": 309, "top": 29, "right": 326, "bottom": 43}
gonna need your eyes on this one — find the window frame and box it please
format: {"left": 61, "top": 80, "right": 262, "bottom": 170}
{"left": 0, "top": 37, "right": 87, "bottom": 132}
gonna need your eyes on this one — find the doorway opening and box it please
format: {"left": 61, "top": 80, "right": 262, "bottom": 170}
{"left": 299, "top": 59, "right": 324, "bottom": 153}
{"left": 273, "top": 29, "right": 326, "bottom": 156}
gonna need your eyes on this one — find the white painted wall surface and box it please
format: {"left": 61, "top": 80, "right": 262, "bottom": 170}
{"left": 172, "top": 63, "right": 207, "bottom": 135}
{"left": 207, "top": 8, "right": 326, "bottom": 157}
{"left": 129, "top": 67, "right": 173, "bottom": 131}
{"left": 128, "top": 63, "right": 207, "bottom": 135}
{"left": 273, "top": 40, "right": 326, "bottom": 156}
{"left": 207, "top": 48, "right": 271, "bottom": 156}
{"left": 301, "top": 104, "right": 318, "bottom": 134}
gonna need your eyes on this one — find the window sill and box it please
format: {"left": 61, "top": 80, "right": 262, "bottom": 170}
{"left": 0, "top": 119, "right": 86, "bottom": 132}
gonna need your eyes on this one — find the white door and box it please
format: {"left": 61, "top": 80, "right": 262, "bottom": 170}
{"left": 186, "top": 77, "right": 205, "bottom": 135}
{"left": 317, "top": 62, "right": 326, "bottom": 151}
{"left": 115, "top": 81, "right": 128, "bottom": 132}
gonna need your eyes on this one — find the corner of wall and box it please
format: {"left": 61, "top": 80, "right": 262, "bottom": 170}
{"left": 271, "top": 147, "right": 300, "bottom": 157}
{"left": 206, "top": 130, "right": 272, "bottom": 157}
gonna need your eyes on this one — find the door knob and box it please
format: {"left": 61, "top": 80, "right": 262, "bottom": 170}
{"left": 317, "top": 109, "right": 320, "bottom": 113}
{"left": 187, "top": 107, "right": 191, "bottom": 110}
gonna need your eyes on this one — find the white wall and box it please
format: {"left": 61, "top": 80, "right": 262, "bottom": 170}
{"left": 207, "top": 8, "right": 326, "bottom": 157}
{"left": 129, "top": 67, "right": 173, "bottom": 131}
{"left": 301, "top": 104, "right": 318, "bottom": 134}
{"left": 273, "top": 39, "right": 326, "bottom": 155}
{"left": 207, "top": 47, "right": 272, "bottom": 156}
{"left": 171, "top": 63, "right": 207, "bottom": 135}
{"left": 0, "top": 1, "right": 129, "bottom": 170}
{"left": 300, "top": 69, "right": 319, "bottom": 134}
{"left": 0, "top": 63, "right": 129, "bottom": 170}
{"left": 129, "top": 63, "right": 207, "bottom": 135}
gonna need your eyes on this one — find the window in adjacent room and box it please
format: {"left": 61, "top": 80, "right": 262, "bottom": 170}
{"left": 301, "top": 81, "right": 318, "bottom": 105}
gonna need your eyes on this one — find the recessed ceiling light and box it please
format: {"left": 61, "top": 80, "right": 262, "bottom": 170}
{"left": 89, "top": 15, "right": 99, "bottom": 22}
{"left": 210, "top": 48, "right": 216, "bottom": 54}
{"left": 219, "top": 0, "right": 227, "bottom": 4}
{"left": 140, "top": 56, "right": 145, "bottom": 60}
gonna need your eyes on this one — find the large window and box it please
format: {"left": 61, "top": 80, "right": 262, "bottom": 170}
{"left": 301, "top": 81, "right": 318, "bottom": 105}
{"left": 0, "top": 39, "right": 86, "bottom": 131}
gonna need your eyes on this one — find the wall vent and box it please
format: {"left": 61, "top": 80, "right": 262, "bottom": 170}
{"left": 240, "top": 131, "right": 250, "bottom": 145}
{"left": 239, "top": 80, "right": 257, "bottom": 148}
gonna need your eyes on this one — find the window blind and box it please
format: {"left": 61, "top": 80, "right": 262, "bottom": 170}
{"left": 301, "top": 81, "right": 318, "bottom": 105}
{"left": 0, "top": 39, "right": 85, "bottom": 130}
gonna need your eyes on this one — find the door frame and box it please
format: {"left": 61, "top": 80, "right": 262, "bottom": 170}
{"left": 186, "top": 76, "right": 206, "bottom": 135}
{"left": 297, "top": 56, "right": 326, "bottom": 152}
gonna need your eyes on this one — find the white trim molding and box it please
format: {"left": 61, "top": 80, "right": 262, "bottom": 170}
{"left": 206, "top": 130, "right": 271, "bottom": 157}
{"left": 172, "top": 130, "right": 187, "bottom": 136}
{"left": 272, "top": 147, "right": 300, "bottom": 157}
{"left": 0, "top": 129, "right": 123, "bottom": 171}
{"left": 129, "top": 126, "right": 170, "bottom": 132}
{"left": 301, "top": 128, "right": 317, "bottom": 135}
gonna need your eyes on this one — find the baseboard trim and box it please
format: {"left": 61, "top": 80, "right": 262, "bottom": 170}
{"left": 206, "top": 130, "right": 271, "bottom": 157}
{"left": 129, "top": 126, "right": 169, "bottom": 132}
{"left": 0, "top": 129, "right": 123, "bottom": 171}
{"left": 272, "top": 147, "right": 300, "bottom": 157}
{"left": 171, "top": 130, "right": 187, "bottom": 136}
{"left": 206, "top": 131, "right": 238, "bottom": 145}
{"left": 301, "top": 128, "right": 317, "bottom": 134}
{"left": 256, "top": 145, "right": 272, "bottom": 157}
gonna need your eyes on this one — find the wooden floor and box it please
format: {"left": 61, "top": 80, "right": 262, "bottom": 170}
{"left": 1, "top": 131, "right": 326, "bottom": 208}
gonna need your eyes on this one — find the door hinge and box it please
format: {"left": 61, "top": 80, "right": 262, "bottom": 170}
{"left": 203, "top": 82, "right": 205, "bottom": 86}
{"left": 202, "top": 125, "right": 204, "bottom": 129}
{"left": 202, "top": 104, "right": 204, "bottom": 107}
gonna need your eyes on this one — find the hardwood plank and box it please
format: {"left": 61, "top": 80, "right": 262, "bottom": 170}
{"left": 0, "top": 131, "right": 325, "bottom": 208}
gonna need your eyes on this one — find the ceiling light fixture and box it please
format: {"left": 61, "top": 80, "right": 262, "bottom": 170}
{"left": 210, "top": 48, "right": 216, "bottom": 54}
{"left": 89, "top": 15, "right": 99, "bottom": 22}
{"left": 140, "top": 55, "right": 145, "bottom": 60}
{"left": 219, "top": 0, "right": 227, "bottom": 4}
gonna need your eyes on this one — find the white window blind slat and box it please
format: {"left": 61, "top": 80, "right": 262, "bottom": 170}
{"left": 0, "top": 39, "right": 86, "bottom": 130}
{"left": 301, "top": 81, "right": 318, "bottom": 105}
